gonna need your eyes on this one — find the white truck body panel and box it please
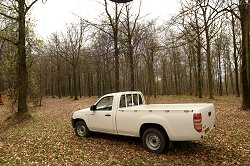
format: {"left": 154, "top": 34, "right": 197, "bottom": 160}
{"left": 72, "top": 91, "right": 216, "bottom": 141}
{"left": 116, "top": 103, "right": 215, "bottom": 140}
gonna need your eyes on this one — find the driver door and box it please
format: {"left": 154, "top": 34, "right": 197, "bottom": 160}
{"left": 88, "top": 96, "right": 115, "bottom": 134}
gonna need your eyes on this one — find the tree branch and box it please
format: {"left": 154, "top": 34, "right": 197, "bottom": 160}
{"left": 104, "top": 0, "right": 114, "bottom": 28}
{"left": 206, "top": 3, "right": 240, "bottom": 20}
{"left": 131, "top": 0, "right": 141, "bottom": 34}
{"left": 25, "top": 0, "right": 39, "bottom": 14}
{"left": 73, "top": 13, "right": 113, "bottom": 38}
{"left": 0, "top": 34, "right": 18, "bottom": 45}
{"left": 0, "top": 11, "right": 17, "bottom": 20}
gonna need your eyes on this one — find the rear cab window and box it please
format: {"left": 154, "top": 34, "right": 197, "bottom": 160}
{"left": 119, "top": 93, "right": 143, "bottom": 108}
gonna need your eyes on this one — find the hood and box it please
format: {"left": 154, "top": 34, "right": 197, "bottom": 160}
{"left": 72, "top": 107, "right": 90, "bottom": 119}
{"left": 75, "top": 107, "right": 90, "bottom": 113}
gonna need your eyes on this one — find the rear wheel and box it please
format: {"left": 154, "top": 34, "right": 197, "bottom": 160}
{"left": 142, "top": 128, "right": 167, "bottom": 154}
{"left": 75, "top": 121, "right": 90, "bottom": 137}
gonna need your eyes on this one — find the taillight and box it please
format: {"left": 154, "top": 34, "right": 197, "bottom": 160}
{"left": 193, "top": 113, "right": 202, "bottom": 132}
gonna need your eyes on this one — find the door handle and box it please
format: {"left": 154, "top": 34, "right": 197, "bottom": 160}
{"left": 105, "top": 114, "right": 111, "bottom": 117}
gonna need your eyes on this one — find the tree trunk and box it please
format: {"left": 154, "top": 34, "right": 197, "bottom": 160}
{"left": 192, "top": 51, "right": 198, "bottom": 96}
{"left": 147, "top": 50, "right": 154, "bottom": 97}
{"left": 57, "top": 80, "right": 61, "bottom": 98}
{"left": 218, "top": 46, "right": 223, "bottom": 96}
{"left": 68, "top": 75, "right": 72, "bottom": 98}
{"left": 188, "top": 51, "right": 193, "bottom": 96}
{"left": 56, "top": 56, "right": 61, "bottom": 98}
{"left": 194, "top": 12, "right": 203, "bottom": 98}
{"left": 129, "top": 43, "right": 135, "bottom": 91}
{"left": 223, "top": 57, "right": 229, "bottom": 96}
{"left": 161, "top": 58, "right": 167, "bottom": 95}
{"left": 114, "top": 45, "right": 120, "bottom": 92}
{"left": 51, "top": 69, "right": 55, "bottom": 98}
{"left": 124, "top": 5, "right": 137, "bottom": 91}
{"left": 73, "top": 67, "right": 78, "bottom": 100}
{"left": 113, "top": 3, "right": 120, "bottom": 92}
{"left": 232, "top": 14, "right": 240, "bottom": 97}
{"left": 239, "top": 1, "right": 250, "bottom": 109}
{"left": 197, "top": 37, "right": 203, "bottom": 98}
{"left": 17, "top": 0, "right": 28, "bottom": 114}
{"left": 173, "top": 54, "right": 179, "bottom": 95}
{"left": 78, "top": 74, "right": 82, "bottom": 98}
{"left": 205, "top": 29, "right": 214, "bottom": 99}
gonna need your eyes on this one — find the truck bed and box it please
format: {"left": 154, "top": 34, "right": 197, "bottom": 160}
{"left": 118, "top": 103, "right": 216, "bottom": 141}
{"left": 121, "top": 103, "right": 214, "bottom": 111}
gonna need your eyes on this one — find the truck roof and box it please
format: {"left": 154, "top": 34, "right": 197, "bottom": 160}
{"left": 103, "top": 91, "right": 142, "bottom": 97}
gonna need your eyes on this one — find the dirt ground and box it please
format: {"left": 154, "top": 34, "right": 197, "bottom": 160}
{"left": 0, "top": 95, "right": 249, "bottom": 165}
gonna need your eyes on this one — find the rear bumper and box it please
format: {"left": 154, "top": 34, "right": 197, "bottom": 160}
{"left": 170, "top": 124, "right": 216, "bottom": 141}
{"left": 204, "top": 124, "right": 216, "bottom": 135}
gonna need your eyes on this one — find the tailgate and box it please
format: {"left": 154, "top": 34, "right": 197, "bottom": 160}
{"left": 200, "top": 104, "right": 216, "bottom": 134}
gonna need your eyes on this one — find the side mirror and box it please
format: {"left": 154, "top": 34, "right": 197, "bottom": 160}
{"left": 90, "top": 105, "right": 96, "bottom": 111}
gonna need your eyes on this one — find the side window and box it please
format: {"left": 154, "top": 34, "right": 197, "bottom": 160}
{"left": 120, "top": 95, "right": 126, "bottom": 108}
{"left": 139, "top": 94, "right": 143, "bottom": 105}
{"left": 133, "top": 94, "right": 138, "bottom": 105}
{"left": 127, "top": 94, "right": 133, "bottom": 107}
{"left": 96, "top": 96, "right": 113, "bottom": 111}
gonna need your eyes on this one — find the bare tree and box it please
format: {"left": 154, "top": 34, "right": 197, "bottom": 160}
{"left": 140, "top": 21, "right": 159, "bottom": 98}
{"left": 197, "top": 0, "right": 225, "bottom": 99}
{"left": 222, "top": 0, "right": 250, "bottom": 109}
{"left": 48, "top": 33, "right": 63, "bottom": 98}
{"left": 0, "top": 0, "right": 46, "bottom": 116}
{"left": 120, "top": 1, "right": 141, "bottom": 91}
{"left": 59, "top": 21, "right": 89, "bottom": 100}
{"left": 175, "top": 1, "right": 205, "bottom": 98}
{"left": 238, "top": 0, "right": 250, "bottom": 109}
{"left": 103, "top": 0, "right": 123, "bottom": 92}
{"left": 231, "top": 12, "right": 241, "bottom": 97}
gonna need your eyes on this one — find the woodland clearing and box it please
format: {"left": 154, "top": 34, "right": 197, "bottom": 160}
{"left": 0, "top": 96, "right": 249, "bottom": 165}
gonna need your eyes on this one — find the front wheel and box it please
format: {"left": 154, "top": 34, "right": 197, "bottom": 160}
{"left": 75, "top": 121, "right": 90, "bottom": 137}
{"left": 142, "top": 128, "right": 167, "bottom": 154}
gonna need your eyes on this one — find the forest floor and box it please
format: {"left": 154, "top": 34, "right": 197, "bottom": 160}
{"left": 0, "top": 95, "right": 249, "bottom": 165}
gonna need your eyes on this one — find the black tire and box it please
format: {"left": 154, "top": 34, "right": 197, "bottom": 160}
{"left": 142, "top": 128, "right": 167, "bottom": 154}
{"left": 75, "top": 121, "right": 90, "bottom": 137}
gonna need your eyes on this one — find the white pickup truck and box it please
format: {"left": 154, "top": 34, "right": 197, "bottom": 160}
{"left": 72, "top": 91, "right": 216, "bottom": 153}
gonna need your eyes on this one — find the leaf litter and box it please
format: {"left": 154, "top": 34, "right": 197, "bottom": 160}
{"left": 0, "top": 96, "right": 249, "bottom": 165}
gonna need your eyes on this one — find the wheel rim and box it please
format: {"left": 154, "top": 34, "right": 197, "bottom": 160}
{"left": 77, "top": 123, "right": 86, "bottom": 136}
{"left": 146, "top": 133, "right": 161, "bottom": 150}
